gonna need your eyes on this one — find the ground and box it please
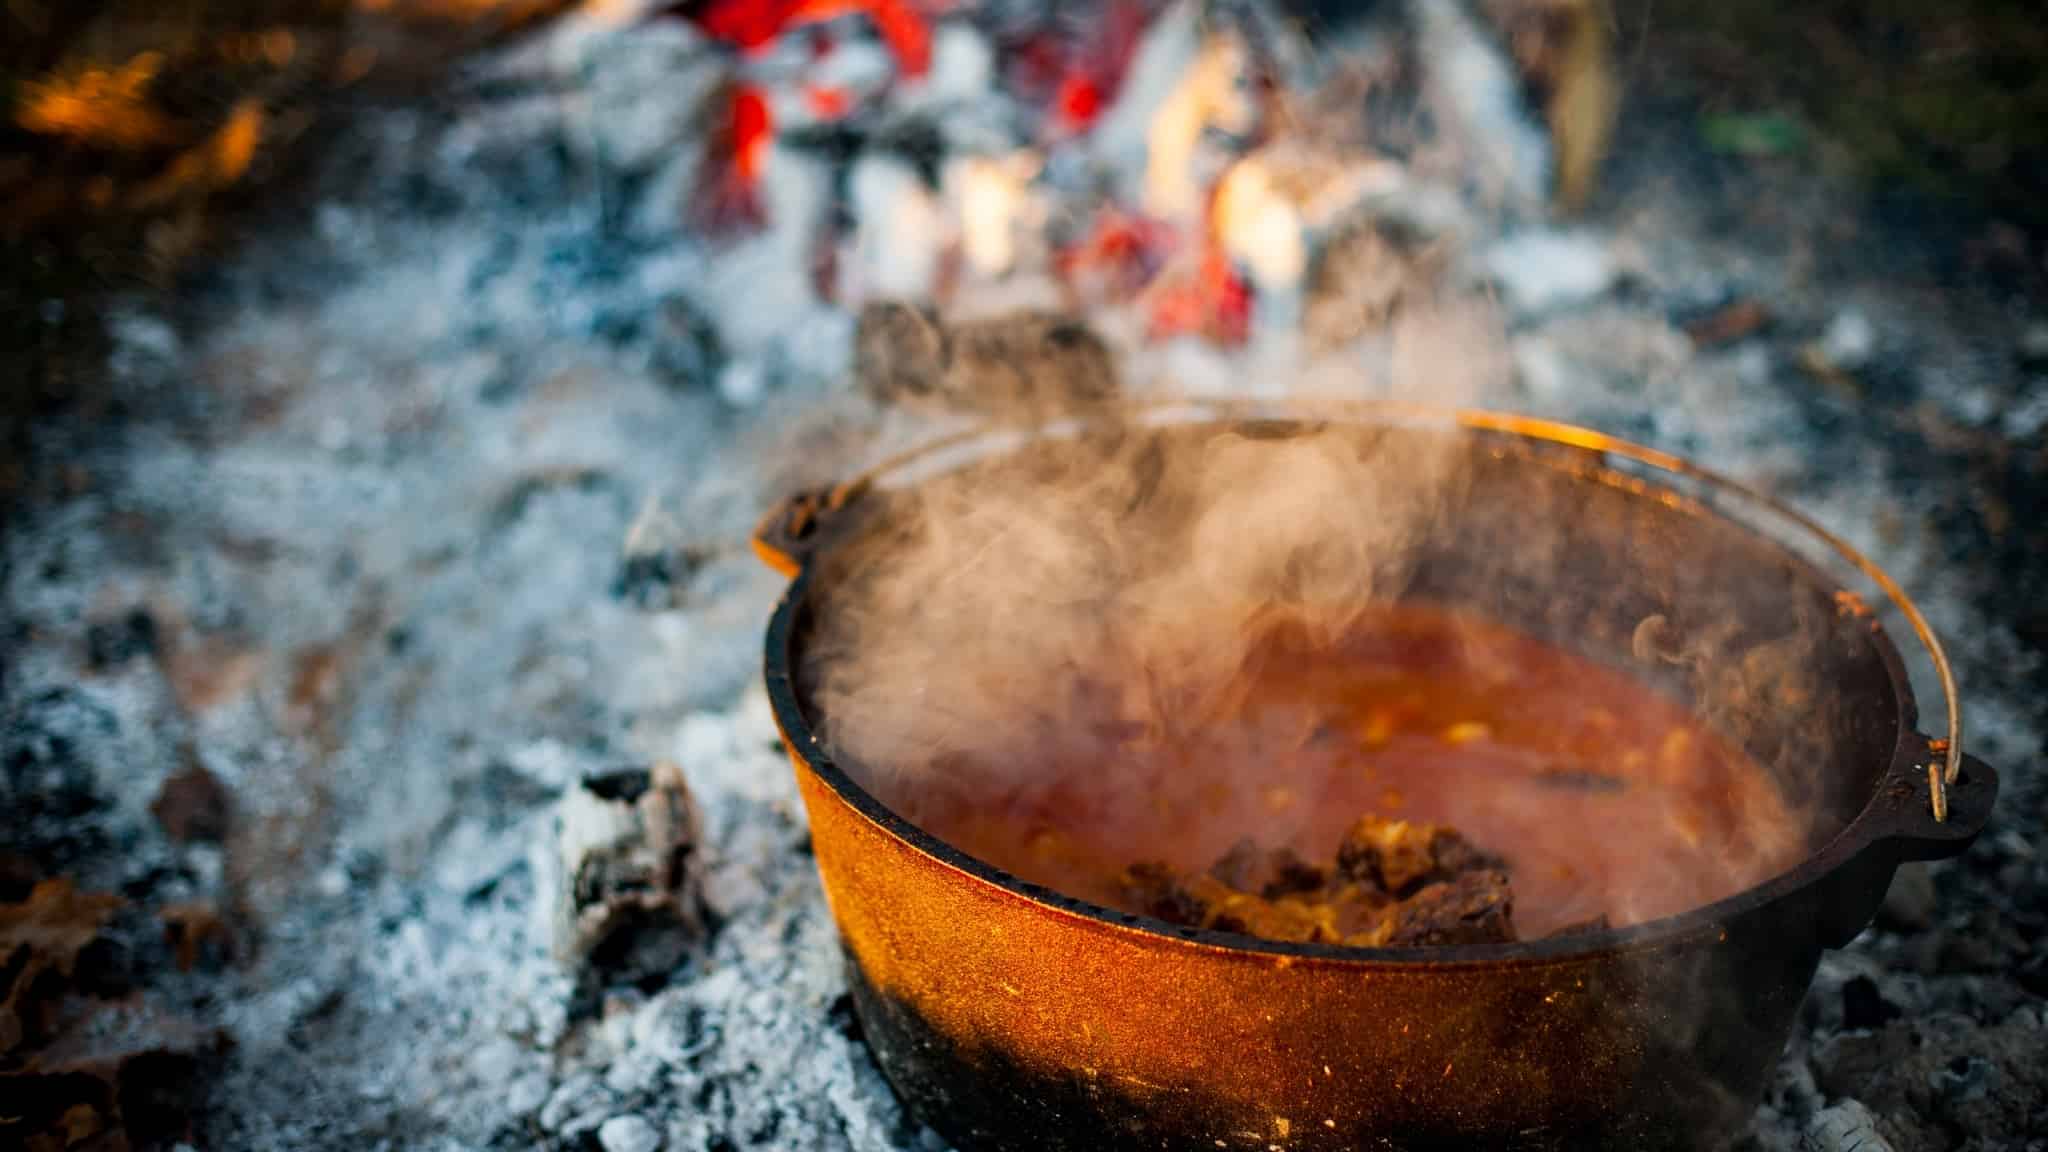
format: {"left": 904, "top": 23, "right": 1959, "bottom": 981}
{"left": 1, "top": 3, "right": 2043, "bottom": 1151}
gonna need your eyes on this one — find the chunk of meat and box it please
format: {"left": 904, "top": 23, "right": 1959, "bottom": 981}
{"left": 1120, "top": 861, "right": 1371, "bottom": 944}
{"left": 1337, "top": 814, "right": 1503, "bottom": 896}
{"left": 1360, "top": 870, "right": 1517, "bottom": 947}
{"left": 1260, "top": 847, "right": 1330, "bottom": 899}
{"left": 1118, "top": 860, "right": 1210, "bottom": 927}
{"left": 1117, "top": 810, "right": 1520, "bottom": 949}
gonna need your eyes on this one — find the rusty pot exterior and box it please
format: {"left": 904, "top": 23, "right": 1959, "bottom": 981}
{"left": 756, "top": 408, "right": 1998, "bottom": 1151}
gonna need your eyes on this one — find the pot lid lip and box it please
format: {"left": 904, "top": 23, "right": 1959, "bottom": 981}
{"left": 760, "top": 406, "right": 1951, "bottom": 965}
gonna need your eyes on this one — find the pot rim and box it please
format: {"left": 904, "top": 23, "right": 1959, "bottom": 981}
{"left": 762, "top": 401, "right": 1968, "bottom": 967}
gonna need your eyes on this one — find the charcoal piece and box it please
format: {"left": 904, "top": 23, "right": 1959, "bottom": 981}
{"left": 1805, "top": 1100, "right": 1898, "bottom": 1152}
{"left": 1876, "top": 863, "right": 1936, "bottom": 931}
{"left": 580, "top": 764, "right": 656, "bottom": 805}
{"left": 1336, "top": 815, "right": 1423, "bottom": 891}
{"left": 0, "top": 1000, "right": 223, "bottom": 1152}
{"left": 648, "top": 298, "right": 725, "bottom": 388}
{"left": 611, "top": 546, "right": 711, "bottom": 611}
{"left": 158, "top": 902, "right": 236, "bottom": 973}
{"left": 1840, "top": 975, "right": 1902, "bottom": 1031}
{"left": 2017, "top": 952, "right": 2048, "bottom": 999}
{"left": 944, "top": 311, "right": 1120, "bottom": 420}
{"left": 86, "top": 610, "right": 159, "bottom": 669}
{"left": 0, "top": 852, "right": 36, "bottom": 903}
{"left": 853, "top": 300, "right": 947, "bottom": 408}
{"left": 1811, "top": 1013, "right": 2048, "bottom": 1152}
{"left": 549, "top": 762, "right": 707, "bottom": 981}
{"left": 1372, "top": 870, "right": 1516, "bottom": 947}
{"left": 150, "top": 758, "right": 231, "bottom": 845}
{"left": 1430, "top": 833, "right": 1501, "bottom": 876}
{"left": 1337, "top": 815, "right": 1501, "bottom": 896}
{"left": 3, "top": 688, "right": 116, "bottom": 872}
{"left": 854, "top": 301, "right": 1121, "bottom": 422}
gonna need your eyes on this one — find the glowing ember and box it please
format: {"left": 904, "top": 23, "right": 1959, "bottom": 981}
{"left": 16, "top": 54, "right": 179, "bottom": 149}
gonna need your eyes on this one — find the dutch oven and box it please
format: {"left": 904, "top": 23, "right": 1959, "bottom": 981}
{"left": 751, "top": 402, "right": 1997, "bottom": 1152}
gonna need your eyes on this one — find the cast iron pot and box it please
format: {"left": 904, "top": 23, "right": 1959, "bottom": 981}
{"left": 751, "top": 403, "right": 1998, "bottom": 1152}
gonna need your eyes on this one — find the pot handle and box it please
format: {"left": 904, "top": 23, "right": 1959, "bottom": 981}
{"left": 751, "top": 478, "right": 870, "bottom": 579}
{"left": 1861, "top": 737, "right": 1998, "bottom": 863}
{"left": 1814, "top": 740, "right": 1996, "bottom": 950}
{"left": 1892, "top": 752, "right": 1998, "bottom": 861}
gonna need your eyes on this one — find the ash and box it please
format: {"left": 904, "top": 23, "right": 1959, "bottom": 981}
{"left": 3, "top": 4, "right": 2043, "bottom": 1151}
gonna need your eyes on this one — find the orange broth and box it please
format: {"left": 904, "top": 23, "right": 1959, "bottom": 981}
{"left": 855, "top": 604, "right": 1810, "bottom": 938}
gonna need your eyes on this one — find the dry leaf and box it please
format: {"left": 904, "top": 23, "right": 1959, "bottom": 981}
{"left": 0, "top": 879, "right": 124, "bottom": 1058}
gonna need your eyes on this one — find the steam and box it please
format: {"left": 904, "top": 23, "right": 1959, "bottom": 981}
{"left": 800, "top": 290, "right": 1508, "bottom": 886}
{"left": 794, "top": 300, "right": 1831, "bottom": 935}
{"left": 809, "top": 415, "right": 1466, "bottom": 812}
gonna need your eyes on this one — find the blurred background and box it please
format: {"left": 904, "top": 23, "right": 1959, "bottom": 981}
{"left": 2, "top": 3, "right": 2043, "bottom": 1150}
{"left": 7, "top": 0, "right": 2042, "bottom": 453}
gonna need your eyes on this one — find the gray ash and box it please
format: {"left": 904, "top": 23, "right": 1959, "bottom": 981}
{"left": 0, "top": 2, "right": 2042, "bottom": 1150}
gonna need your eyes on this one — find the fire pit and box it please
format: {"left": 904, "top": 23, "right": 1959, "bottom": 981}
{"left": 754, "top": 403, "right": 1997, "bottom": 1152}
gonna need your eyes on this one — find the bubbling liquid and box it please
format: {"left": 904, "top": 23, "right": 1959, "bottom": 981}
{"left": 847, "top": 604, "right": 1812, "bottom": 939}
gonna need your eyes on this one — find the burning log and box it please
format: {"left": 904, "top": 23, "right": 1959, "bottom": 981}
{"left": 1054, "top": 206, "right": 1174, "bottom": 310}
{"left": 1141, "top": 244, "right": 1252, "bottom": 345}
{"left": 660, "top": 0, "right": 931, "bottom": 78}
{"left": 946, "top": 150, "right": 1042, "bottom": 280}
{"left": 688, "top": 78, "right": 775, "bottom": 238}
{"left": 1000, "top": 0, "right": 1156, "bottom": 142}
{"left": 1211, "top": 142, "right": 1407, "bottom": 326}
{"left": 663, "top": 0, "right": 935, "bottom": 240}
{"left": 1138, "top": 24, "right": 1259, "bottom": 225}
